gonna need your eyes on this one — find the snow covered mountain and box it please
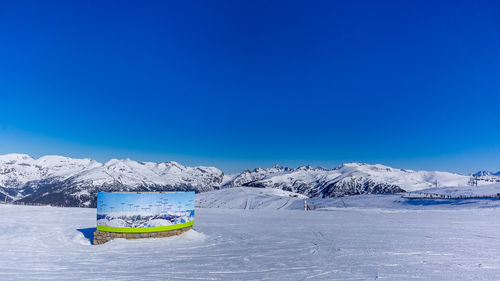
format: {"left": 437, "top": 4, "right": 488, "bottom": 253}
{"left": 0, "top": 154, "right": 101, "bottom": 189}
{"left": 0, "top": 154, "right": 490, "bottom": 207}
{"left": 473, "top": 170, "right": 500, "bottom": 177}
{"left": 224, "top": 163, "right": 474, "bottom": 197}
{"left": 0, "top": 154, "right": 224, "bottom": 207}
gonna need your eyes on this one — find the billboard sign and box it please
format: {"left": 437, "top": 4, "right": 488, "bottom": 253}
{"left": 96, "top": 192, "right": 195, "bottom": 233}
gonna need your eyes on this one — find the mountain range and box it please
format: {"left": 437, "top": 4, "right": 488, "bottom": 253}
{"left": 473, "top": 170, "right": 500, "bottom": 177}
{"left": 0, "top": 154, "right": 496, "bottom": 207}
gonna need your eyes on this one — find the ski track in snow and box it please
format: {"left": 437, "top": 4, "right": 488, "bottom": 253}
{"left": 2, "top": 202, "right": 500, "bottom": 280}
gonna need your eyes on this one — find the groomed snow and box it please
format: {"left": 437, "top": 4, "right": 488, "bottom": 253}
{"left": 196, "top": 187, "right": 307, "bottom": 210}
{"left": 2, "top": 196, "right": 500, "bottom": 280}
{"left": 418, "top": 183, "right": 500, "bottom": 197}
{"left": 197, "top": 186, "right": 500, "bottom": 210}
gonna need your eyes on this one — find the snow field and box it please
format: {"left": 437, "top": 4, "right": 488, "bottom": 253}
{"left": 196, "top": 186, "right": 500, "bottom": 210}
{"left": 2, "top": 202, "right": 500, "bottom": 280}
{"left": 196, "top": 187, "right": 307, "bottom": 210}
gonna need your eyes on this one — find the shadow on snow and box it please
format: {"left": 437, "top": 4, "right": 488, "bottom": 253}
{"left": 402, "top": 198, "right": 499, "bottom": 206}
{"left": 77, "top": 227, "right": 96, "bottom": 244}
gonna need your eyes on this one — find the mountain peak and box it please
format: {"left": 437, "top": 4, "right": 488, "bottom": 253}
{"left": 104, "top": 159, "right": 122, "bottom": 166}
{"left": 296, "top": 165, "right": 314, "bottom": 171}
{"left": 473, "top": 170, "right": 499, "bottom": 177}
{"left": 2, "top": 153, "right": 498, "bottom": 208}
{"left": 0, "top": 153, "right": 34, "bottom": 162}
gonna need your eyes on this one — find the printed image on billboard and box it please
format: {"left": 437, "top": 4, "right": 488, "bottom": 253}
{"left": 97, "top": 192, "right": 194, "bottom": 229}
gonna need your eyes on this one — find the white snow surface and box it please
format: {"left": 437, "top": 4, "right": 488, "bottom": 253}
{"left": 418, "top": 183, "right": 500, "bottom": 197}
{"left": 3, "top": 192, "right": 500, "bottom": 280}
{"left": 196, "top": 187, "right": 307, "bottom": 210}
{"left": 198, "top": 186, "right": 500, "bottom": 210}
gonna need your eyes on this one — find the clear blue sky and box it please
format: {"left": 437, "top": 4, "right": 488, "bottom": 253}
{"left": 1, "top": 0, "right": 499, "bottom": 174}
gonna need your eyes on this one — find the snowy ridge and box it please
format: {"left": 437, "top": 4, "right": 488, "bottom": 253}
{"left": 0, "top": 153, "right": 497, "bottom": 207}
{"left": 0, "top": 154, "right": 100, "bottom": 188}
{"left": 473, "top": 170, "right": 500, "bottom": 177}
{"left": 73, "top": 159, "right": 223, "bottom": 191}
{"left": 224, "top": 163, "right": 478, "bottom": 198}
{"left": 0, "top": 154, "right": 224, "bottom": 207}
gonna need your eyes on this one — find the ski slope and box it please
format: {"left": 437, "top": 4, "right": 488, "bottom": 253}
{"left": 196, "top": 187, "right": 307, "bottom": 210}
{"left": 2, "top": 198, "right": 500, "bottom": 280}
{"left": 418, "top": 183, "right": 500, "bottom": 197}
{"left": 197, "top": 186, "right": 500, "bottom": 210}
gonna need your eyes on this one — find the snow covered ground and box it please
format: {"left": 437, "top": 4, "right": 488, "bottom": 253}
{"left": 197, "top": 186, "right": 500, "bottom": 210}
{"left": 196, "top": 187, "right": 307, "bottom": 210}
{"left": 418, "top": 183, "right": 500, "bottom": 197}
{"left": 2, "top": 194, "right": 500, "bottom": 280}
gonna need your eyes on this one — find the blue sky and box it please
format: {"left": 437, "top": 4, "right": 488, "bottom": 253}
{"left": 1, "top": 0, "right": 499, "bottom": 174}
